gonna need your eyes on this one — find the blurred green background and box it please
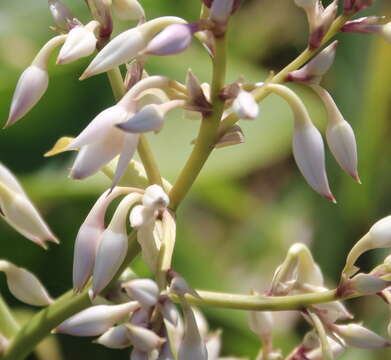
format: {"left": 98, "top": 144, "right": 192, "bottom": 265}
{"left": 1, "top": 0, "right": 391, "bottom": 359}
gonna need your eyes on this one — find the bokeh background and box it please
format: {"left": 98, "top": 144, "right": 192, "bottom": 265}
{"left": 1, "top": 0, "right": 391, "bottom": 359}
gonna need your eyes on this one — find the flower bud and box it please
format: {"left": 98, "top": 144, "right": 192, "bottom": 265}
{"left": 334, "top": 324, "right": 391, "bottom": 349}
{"left": 210, "top": 0, "right": 235, "bottom": 24}
{"left": 117, "top": 104, "right": 165, "bottom": 133}
{"left": 122, "top": 278, "right": 159, "bottom": 307}
{"left": 0, "top": 260, "right": 53, "bottom": 306}
{"left": 349, "top": 273, "right": 390, "bottom": 295}
{"left": 129, "top": 205, "right": 156, "bottom": 229}
{"left": 160, "top": 298, "right": 180, "bottom": 325}
{"left": 306, "top": 337, "right": 345, "bottom": 360}
{"left": 287, "top": 41, "right": 338, "bottom": 83}
{"left": 48, "top": 0, "right": 75, "bottom": 30}
{"left": 215, "top": 125, "right": 245, "bottom": 149}
{"left": 169, "top": 272, "right": 201, "bottom": 299}
{"left": 55, "top": 301, "right": 139, "bottom": 336}
{"left": 0, "top": 174, "right": 58, "bottom": 248}
{"left": 73, "top": 188, "right": 131, "bottom": 292}
{"left": 92, "top": 193, "right": 142, "bottom": 296}
{"left": 232, "top": 90, "right": 259, "bottom": 120}
{"left": 112, "top": 0, "right": 145, "bottom": 21}
{"left": 341, "top": 16, "right": 383, "bottom": 34}
{"left": 95, "top": 325, "right": 132, "bottom": 349}
{"left": 292, "top": 121, "right": 334, "bottom": 202}
{"left": 248, "top": 311, "right": 273, "bottom": 341}
{"left": 57, "top": 22, "right": 99, "bottom": 64}
{"left": 143, "top": 185, "right": 169, "bottom": 211}
{"left": 145, "top": 24, "right": 196, "bottom": 56}
{"left": 130, "top": 307, "right": 151, "bottom": 327}
{"left": 126, "top": 324, "right": 165, "bottom": 352}
{"left": 313, "top": 301, "right": 353, "bottom": 323}
{"left": 80, "top": 17, "right": 186, "bottom": 79}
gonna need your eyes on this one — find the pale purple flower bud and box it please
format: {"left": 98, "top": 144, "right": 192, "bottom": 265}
{"left": 248, "top": 311, "right": 273, "bottom": 341}
{"left": 92, "top": 193, "right": 142, "bottom": 296}
{"left": 349, "top": 273, "right": 390, "bottom": 295}
{"left": 205, "top": 331, "right": 222, "bottom": 360}
{"left": 160, "top": 298, "right": 180, "bottom": 325}
{"left": 80, "top": 17, "right": 186, "bottom": 79}
{"left": 73, "top": 188, "right": 130, "bottom": 292}
{"left": 169, "top": 272, "right": 201, "bottom": 299}
{"left": 48, "top": 0, "right": 75, "bottom": 30}
{"left": 341, "top": 16, "right": 383, "bottom": 34}
{"left": 130, "top": 349, "right": 151, "bottom": 360}
{"left": 232, "top": 91, "right": 259, "bottom": 120}
{"left": 0, "top": 260, "right": 53, "bottom": 306}
{"left": 287, "top": 41, "right": 338, "bottom": 83}
{"left": 143, "top": 185, "right": 169, "bottom": 211}
{"left": 70, "top": 129, "right": 125, "bottom": 179}
{"left": 112, "top": 0, "right": 145, "bottom": 21}
{"left": 145, "top": 24, "right": 195, "bottom": 56}
{"left": 333, "top": 324, "right": 391, "bottom": 349}
{"left": 129, "top": 205, "right": 156, "bottom": 229}
{"left": 130, "top": 307, "right": 151, "bottom": 327}
{"left": 57, "top": 22, "right": 99, "bottom": 64}
{"left": 293, "top": 121, "right": 335, "bottom": 202}
{"left": 210, "top": 0, "right": 235, "bottom": 24}
{"left": 0, "top": 172, "right": 58, "bottom": 248}
{"left": 178, "top": 300, "right": 208, "bottom": 360}
{"left": 122, "top": 278, "right": 159, "bottom": 307}
{"left": 55, "top": 301, "right": 139, "bottom": 336}
{"left": 95, "top": 325, "right": 132, "bottom": 349}
{"left": 6, "top": 65, "right": 48, "bottom": 128}
{"left": 126, "top": 324, "right": 166, "bottom": 352}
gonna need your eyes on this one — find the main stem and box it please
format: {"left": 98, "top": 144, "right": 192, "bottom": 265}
{"left": 169, "top": 35, "right": 227, "bottom": 210}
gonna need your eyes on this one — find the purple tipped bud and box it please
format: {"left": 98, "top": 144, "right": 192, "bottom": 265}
{"left": 48, "top": 0, "right": 75, "bottom": 30}
{"left": 112, "top": 0, "right": 145, "bottom": 21}
{"left": 126, "top": 324, "right": 166, "bottom": 352}
{"left": 0, "top": 260, "right": 53, "bottom": 306}
{"left": 122, "top": 278, "right": 159, "bottom": 307}
{"left": 57, "top": 23, "right": 98, "bottom": 64}
{"left": 145, "top": 24, "right": 195, "bottom": 56}
{"left": 55, "top": 301, "right": 139, "bottom": 336}
{"left": 344, "top": 0, "right": 374, "bottom": 12}
{"left": 349, "top": 273, "right": 390, "bottom": 295}
{"left": 95, "top": 325, "right": 132, "bottom": 349}
{"left": 210, "top": 0, "right": 235, "bottom": 24}
{"left": 80, "top": 17, "right": 186, "bottom": 79}
{"left": 6, "top": 65, "right": 48, "bottom": 128}
{"left": 0, "top": 166, "right": 58, "bottom": 248}
{"left": 92, "top": 193, "right": 142, "bottom": 296}
{"left": 292, "top": 121, "right": 335, "bottom": 202}
{"left": 143, "top": 185, "right": 169, "bottom": 211}
{"left": 232, "top": 90, "right": 259, "bottom": 120}
{"left": 73, "top": 188, "right": 129, "bottom": 292}
{"left": 341, "top": 16, "right": 383, "bottom": 34}
{"left": 334, "top": 324, "right": 391, "bottom": 349}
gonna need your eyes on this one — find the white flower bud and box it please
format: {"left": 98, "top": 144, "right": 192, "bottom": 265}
{"left": 92, "top": 193, "right": 142, "bottom": 296}
{"left": 313, "top": 301, "right": 353, "bottom": 323}
{"left": 126, "top": 324, "right": 165, "bottom": 352}
{"left": 232, "top": 91, "right": 259, "bottom": 120}
{"left": 122, "top": 278, "right": 159, "bottom": 307}
{"left": 130, "top": 349, "right": 151, "bottom": 360}
{"left": 57, "top": 22, "right": 98, "bottom": 64}
{"left": 0, "top": 176, "right": 58, "bottom": 249}
{"left": 95, "top": 325, "right": 132, "bottom": 349}
{"left": 80, "top": 17, "right": 186, "bottom": 79}
{"left": 145, "top": 24, "right": 194, "bottom": 56}
{"left": 334, "top": 324, "right": 391, "bottom": 349}
{"left": 143, "top": 185, "right": 169, "bottom": 211}
{"left": 369, "top": 216, "right": 391, "bottom": 247}
{"left": 350, "top": 273, "right": 390, "bottom": 294}
{"left": 130, "top": 307, "right": 151, "bottom": 327}
{"left": 73, "top": 188, "right": 130, "bottom": 292}
{"left": 0, "top": 260, "right": 53, "bottom": 306}
{"left": 48, "top": 0, "right": 75, "bottom": 30}
{"left": 160, "top": 298, "right": 180, "bottom": 325}
{"left": 293, "top": 121, "right": 335, "bottom": 202}
{"left": 248, "top": 311, "right": 273, "bottom": 341}
{"left": 55, "top": 301, "right": 139, "bottom": 336}
{"left": 169, "top": 273, "right": 201, "bottom": 299}
{"left": 210, "top": 0, "right": 235, "bottom": 24}
{"left": 129, "top": 205, "right": 156, "bottom": 229}
{"left": 6, "top": 65, "right": 48, "bottom": 128}
{"left": 112, "top": 0, "right": 145, "bottom": 20}
{"left": 306, "top": 337, "right": 345, "bottom": 360}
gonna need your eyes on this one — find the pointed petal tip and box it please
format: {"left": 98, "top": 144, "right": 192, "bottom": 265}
{"left": 79, "top": 71, "right": 90, "bottom": 81}
{"left": 352, "top": 172, "right": 362, "bottom": 184}
{"left": 323, "top": 192, "right": 337, "bottom": 204}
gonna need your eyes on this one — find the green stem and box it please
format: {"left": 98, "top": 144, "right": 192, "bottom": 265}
{"left": 219, "top": 15, "right": 350, "bottom": 134}
{"left": 170, "top": 288, "right": 358, "bottom": 311}
{"left": 0, "top": 295, "right": 20, "bottom": 338}
{"left": 169, "top": 35, "right": 227, "bottom": 210}
{"left": 106, "top": 68, "right": 163, "bottom": 186}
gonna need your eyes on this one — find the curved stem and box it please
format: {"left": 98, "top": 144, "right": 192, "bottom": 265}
{"left": 170, "top": 288, "right": 359, "bottom": 311}
{"left": 0, "top": 295, "right": 20, "bottom": 338}
{"left": 219, "top": 14, "right": 351, "bottom": 135}
{"left": 169, "top": 35, "right": 227, "bottom": 210}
